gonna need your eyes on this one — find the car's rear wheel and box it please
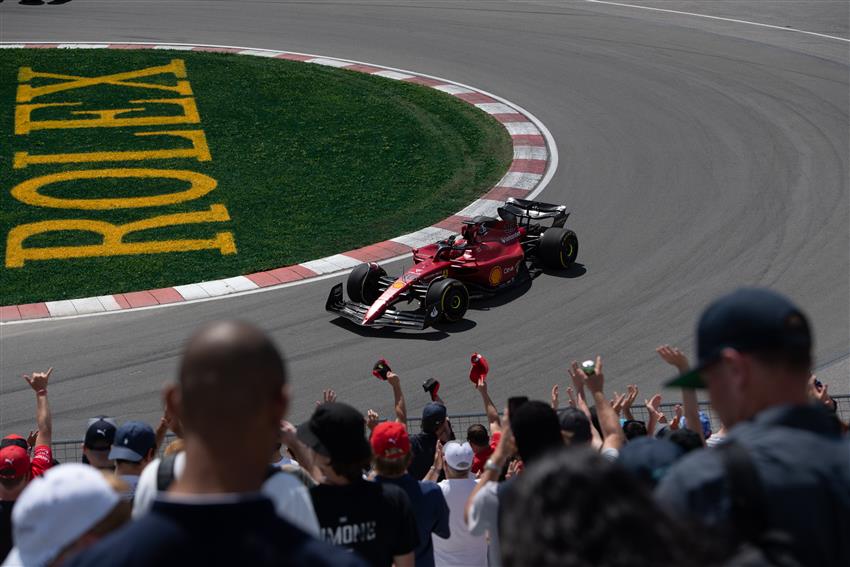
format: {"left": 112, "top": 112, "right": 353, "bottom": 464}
{"left": 347, "top": 263, "right": 386, "bottom": 304}
{"left": 426, "top": 278, "right": 469, "bottom": 323}
{"left": 539, "top": 228, "right": 578, "bottom": 269}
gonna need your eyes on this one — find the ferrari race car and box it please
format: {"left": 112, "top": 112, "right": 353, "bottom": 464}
{"left": 326, "top": 198, "right": 578, "bottom": 329}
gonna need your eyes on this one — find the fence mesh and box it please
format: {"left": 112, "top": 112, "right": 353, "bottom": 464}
{"left": 47, "top": 396, "right": 849, "bottom": 464}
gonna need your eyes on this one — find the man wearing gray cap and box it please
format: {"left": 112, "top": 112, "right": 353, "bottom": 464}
{"left": 656, "top": 288, "right": 850, "bottom": 567}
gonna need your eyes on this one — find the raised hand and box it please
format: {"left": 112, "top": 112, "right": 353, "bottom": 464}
{"left": 280, "top": 420, "right": 299, "bottom": 447}
{"left": 24, "top": 367, "right": 52, "bottom": 394}
{"left": 645, "top": 393, "right": 666, "bottom": 421}
{"left": 611, "top": 392, "right": 627, "bottom": 416}
{"left": 315, "top": 389, "right": 337, "bottom": 406}
{"left": 656, "top": 345, "right": 689, "bottom": 373}
{"left": 365, "top": 409, "right": 380, "bottom": 431}
{"left": 550, "top": 384, "right": 559, "bottom": 410}
{"left": 565, "top": 386, "right": 576, "bottom": 408}
{"left": 571, "top": 356, "right": 604, "bottom": 393}
{"left": 26, "top": 429, "right": 38, "bottom": 449}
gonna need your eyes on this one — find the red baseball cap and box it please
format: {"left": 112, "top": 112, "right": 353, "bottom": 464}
{"left": 370, "top": 422, "right": 411, "bottom": 460}
{"left": 470, "top": 353, "right": 489, "bottom": 384}
{"left": 0, "top": 445, "right": 30, "bottom": 480}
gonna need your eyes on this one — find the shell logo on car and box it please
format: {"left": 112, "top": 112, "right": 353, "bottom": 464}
{"left": 489, "top": 266, "right": 502, "bottom": 286}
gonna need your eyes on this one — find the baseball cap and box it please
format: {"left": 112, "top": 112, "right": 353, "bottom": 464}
{"left": 370, "top": 421, "right": 411, "bottom": 460}
{"left": 667, "top": 288, "right": 812, "bottom": 388}
{"left": 469, "top": 353, "right": 489, "bottom": 384}
{"left": 443, "top": 441, "right": 474, "bottom": 471}
{"left": 5, "top": 463, "right": 120, "bottom": 567}
{"left": 108, "top": 421, "right": 156, "bottom": 462}
{"left": 558, "top": 407, "right": 592, "bottom": 444}
{"left": 618, "top": 437, "right": 684, "bottom": 488}
{"left": 0, "top": 445, "right": 29, "bottom": 480}
{"left": 421, "top": 402, "right": 447, "bottom": 434}
{"left": 1, "top": 434, "right": 29, "bottom": 451}
{"left": 297, "top": 402, "right": 371, "bottom": 463}
{"left": 84, "top": 417, "right": 117, "bottom": 450}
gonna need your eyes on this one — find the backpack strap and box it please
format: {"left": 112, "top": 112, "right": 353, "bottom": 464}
{"left": 156, "top": 454, "right": 178, "bottom": 492}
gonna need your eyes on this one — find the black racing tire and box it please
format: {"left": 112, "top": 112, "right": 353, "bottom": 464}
{"left": 347, "top": 263, "right": 386, "bottom": 304}
{"left": 426, "top": 278, "right": 469, "bottom": 323}
{"left": 539, "top": 228, "right": 578, "bottom": 269}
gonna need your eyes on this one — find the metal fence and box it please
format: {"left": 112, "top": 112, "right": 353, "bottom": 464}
{"left": 47, "top": 396, "right": 850, "bottom": 464}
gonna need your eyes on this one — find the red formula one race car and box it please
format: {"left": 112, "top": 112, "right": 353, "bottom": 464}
{"left": 326, "top": 198, "right": 578, "bottom": 329}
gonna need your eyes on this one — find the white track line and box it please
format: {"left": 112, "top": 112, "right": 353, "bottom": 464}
{"left": 584, "top": 0, "right": 850, "bottom": 43}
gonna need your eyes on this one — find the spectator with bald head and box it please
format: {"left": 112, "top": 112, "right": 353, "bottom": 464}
{"left": 69, "top": 321, "right": 364, "bottom": 567}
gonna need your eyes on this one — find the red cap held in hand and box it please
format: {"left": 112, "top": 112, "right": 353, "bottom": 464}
{"left": 370, "top": 421, "right": 411, "bottom": 460}
{"left": 470, "top": 353, "right": 489, "bottom": 384}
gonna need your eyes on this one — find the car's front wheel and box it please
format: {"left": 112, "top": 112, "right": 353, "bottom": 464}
{"left": 426, "top": 278, "right": 469, "bottom": 323}
{"left": 347, "top": 263, "right": 386, "bottom": 304}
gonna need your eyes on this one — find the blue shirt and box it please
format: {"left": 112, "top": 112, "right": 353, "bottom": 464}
{"left": 656, "top": 404, "right": 850, "bottom": 567}
{"left": 376, "top": 474, "right": 450, "bottom": 567}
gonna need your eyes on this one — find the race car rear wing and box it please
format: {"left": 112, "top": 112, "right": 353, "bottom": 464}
{"left": 498, "top": 198, "right": 569, "bottom": 227}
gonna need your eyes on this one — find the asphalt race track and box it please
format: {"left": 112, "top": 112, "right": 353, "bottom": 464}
{"left": 1, "top": 1, "right": 848, "bottom": 439}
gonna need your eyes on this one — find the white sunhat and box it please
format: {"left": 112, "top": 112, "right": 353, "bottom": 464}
{"left": 2, "top": 464, "right": 120, "bottom": 567}
{"left": 443, "top": 441, "right": 474, "bottom": 471}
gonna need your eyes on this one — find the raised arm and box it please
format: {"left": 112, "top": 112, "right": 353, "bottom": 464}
{"left": 24, "top": 368, "right": 53, "bottom": 447}
{"left": 573, "top": 357, "right": 625, "bottom": 451}
{"left": 567, "top": 365, "right": 603, "bottom": 449}
{"left": 386, "top": 371, "right": 407, "bottom": 426}
{"left": 475, "top": 378, "right": 501, "bottom": 434}
{"left": 656, "top": 345, "right": 704, "bottom": 445}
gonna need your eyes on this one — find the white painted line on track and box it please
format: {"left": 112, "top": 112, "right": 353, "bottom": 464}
{"left": 237, "top": 49, "right": 282, "bottom": 57}
{"left": 392, "top": 227, "right": 456, "bottom": 249}
{"left": 70, "top": 297, "right": 106, "bottom": 314}
{"left": 57, "top": 43, "right": 109, "bottom": 49}
{"left": 309, "top": 57, "right": 353, "bottom": 68}
{"left": 96, "top": 296, "right": 123, "bottom": 312}
{"left": 457, "top": 199, "right": 503, "bottom": 218}
{"left": 45, "top": 300, "right": 76, "bottom": 318}
{"left": 301, "top": 254, "right": 362, "bottom": 275}
{"left": 433, "top": 84, "right": 474, "bottom": 95}
{"left": 475, "top": 102, "right": 517, "bottom": 115}
{"left": 513, "top": 146, "right": 548, "bottom": 160}
{"left": 504, "top": 122, "right": 541, "bottom": 136}
{"left": 153, "top": 45, "right": 196, "bottom": 51}
{"left": 498, "top": 172, "right": 543, "bottom": 190}
{"left": 371, "top": 70, "right": 414, "bottom": 80}
{"left": 584, "top": 0, "right": 850, "bottom": 43}
{"left": 173, "top": 283, "right": 210, "bottom": 301}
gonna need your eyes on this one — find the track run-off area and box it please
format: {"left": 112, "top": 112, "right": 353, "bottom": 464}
{"left": 1, "top": 1, "right": 848, "bottom": 438}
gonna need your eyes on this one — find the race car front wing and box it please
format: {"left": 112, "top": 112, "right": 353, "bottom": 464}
{"left": 325, "top": 284, "right": 438, "bottom": 330}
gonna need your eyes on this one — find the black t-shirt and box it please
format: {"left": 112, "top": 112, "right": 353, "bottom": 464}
{"left": 408, "top": 432, "right": 437, "bottom": 480}
{"left": 0, "top": 500, "right": 13, "bottom": 564}
{"left": 67, "top": 495, "right": 364, "bottom": 567}
{"left": 310, "top": 479, "right": 419, "bottom": 567}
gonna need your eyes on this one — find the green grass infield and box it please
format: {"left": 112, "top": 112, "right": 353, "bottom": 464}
{"left": 1, "top": 48, "right": 512, "bottom": 305}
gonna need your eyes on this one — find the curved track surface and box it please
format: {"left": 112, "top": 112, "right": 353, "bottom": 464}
{"left": 1, "top": 1, "right": 848, "bottom": 438}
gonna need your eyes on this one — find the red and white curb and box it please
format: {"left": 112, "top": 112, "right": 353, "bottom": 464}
{"left": 0, "top": 42, "right": 558, "bottom": 323}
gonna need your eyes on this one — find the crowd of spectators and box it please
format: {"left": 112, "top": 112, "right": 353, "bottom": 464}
{"left": 0, "top": 287, "right": 848, "bottom": 566}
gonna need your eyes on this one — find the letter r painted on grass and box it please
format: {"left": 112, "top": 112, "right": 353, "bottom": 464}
{"left": 16, "top": 59, "right": 191, "bottom": 102}
{"left": 5, "top": 205, "right": 236, "bottom": 268}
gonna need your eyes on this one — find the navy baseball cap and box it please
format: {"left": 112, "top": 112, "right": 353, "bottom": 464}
{"left": 83, "top": 417, "right": 117, "bottom": 450}
{"left": 558, "top": 407, "right": 592, "bottom": 444}
{"left": 667, "top": 288, "right": 812, "bottom": 388}
{"left": 618, "top": 437, "right": 684, "bottom": 488}
{"left": 108, "top": 421, "right": 155, "bottom": 462}
{"left": 421, "top": 402, "right": 447, "bottom": 433}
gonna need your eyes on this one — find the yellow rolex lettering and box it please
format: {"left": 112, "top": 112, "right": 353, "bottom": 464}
{"left": 11, "top": 168, "right": 217, "bottom": 210}
{"left": 15, "top": 98, "right": 200, "bottom": 134}
{"left": 16, "top": 60, "right": 191, "bottom": 102}
{"left": 5, "top": 205, "right": 236, "bottom": 268}
{"left": 14, "top": 130, "right": 212, "bottom": 168}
